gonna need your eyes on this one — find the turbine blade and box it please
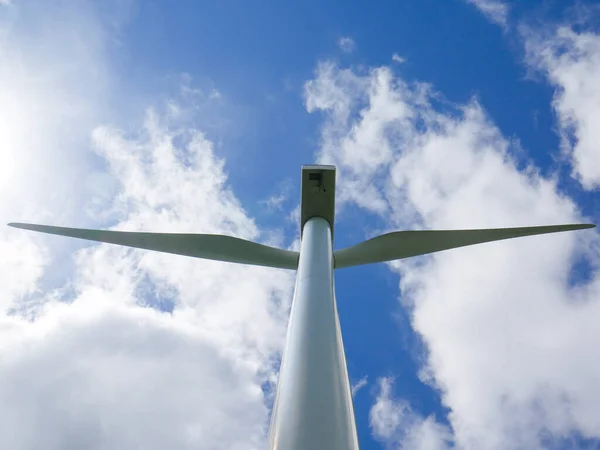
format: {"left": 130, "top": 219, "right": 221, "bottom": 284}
{"left": 334, "top": 223, "right": 596, "bottom": 269}
{"left": 7, "top": 222, "right": 299, "bottom": 270}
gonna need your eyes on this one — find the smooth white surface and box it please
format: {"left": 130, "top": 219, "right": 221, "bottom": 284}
{"left": 7, "top": 223, "right": 299, "bottom": 270}
{"left": 333, "top": 224, "right": 595, "bottom": 269}
{"left": 268, "top": 217, "right": 359, "bottom": 450}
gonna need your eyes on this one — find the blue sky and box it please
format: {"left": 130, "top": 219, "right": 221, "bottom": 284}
{"left": 1, "top": 0, "right": 600, "bottom": 449}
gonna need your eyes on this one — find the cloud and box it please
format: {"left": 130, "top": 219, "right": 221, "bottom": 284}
{"left": 305, "top": 62, "right": 420, "bottom": 216}
{"left": 370, "top": 377, "right": 452, "bottom": 450}
{"left": 351, "top": 375, "right": 368, "bottom": 397}
{"left": 464, "top": 0, "right": 509, "bottom": 27}
{"left": 0, "top": 0, "right": 118, "bottom": 259}
{"left": 0, "top": 3, "right": 295, "bottom": 449}
{"left": 0, "top": 233, "right": 48, "bottom": 313}
{"left": 523, "top": 24, "right": 600, "bottom": 190}
{"left": 260, "top": 178, "right": 293, "bottom": 213}
{"left": 306, "top": 60, "right": 600, "bottom": 449}
{"left": 0, "top": 0, "right": 115, "bottom": 318}
{"left": 392, "top": 53, "right": 406, "bottom": 64}
{"left": 339, "top": 36, "right": 356, "bottom": 53}
{"left": 0, "top": 302, "right": 273, "bottom": 450}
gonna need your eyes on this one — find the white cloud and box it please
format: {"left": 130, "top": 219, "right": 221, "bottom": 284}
{"left": 392, "top": 53, "right": 406, "bottom": 64}
{"left": 339, "top": 36, "right": 356, "bottom": 53}
{"left": 0, "top": 1, "right": 117, "bottom": 300}
{"left": 263, "top": 193, "right": 286, "bottom": 210}
{"left": 305, "top": 62, "right": 422, "bottom": 216}
{"left": 0, "top": 233, "right": 48, "bottom": 313}
{"left": 306, "top": 61, "right": 600, "bottom": 449}
{"left": 524, "top": 25, "right": 600, "bottom": 190}
{"left": 0, "top": 302, "right": 273, "bottom": 450}
{"left": 370, "top": 377, "right": 452, "bottom": 450}
{"left": 370, "top": 377, "right": 409, "bottom": 440}
{"left": 0, "top": 0, "right": 115, "bottom": 319}
{"left": 351, "top": 375, "right": 368, "bottom": 396}
{"left": 0, "top": 3, "right": 295, "bottom": 449}
{"left": 465, "top": 0, "right": 509, "bottom": 27}
{"left": 260, "top": 178, "right": 293, "bottom": 213}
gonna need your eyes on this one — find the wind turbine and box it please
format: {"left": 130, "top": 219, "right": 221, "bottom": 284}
{"left": 8, "top": 165, "right": 595, "bottom": 450}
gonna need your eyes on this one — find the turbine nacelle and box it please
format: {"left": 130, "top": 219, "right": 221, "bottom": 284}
{"left": 301, "top": 165, "right": 336, "bottom": 238}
